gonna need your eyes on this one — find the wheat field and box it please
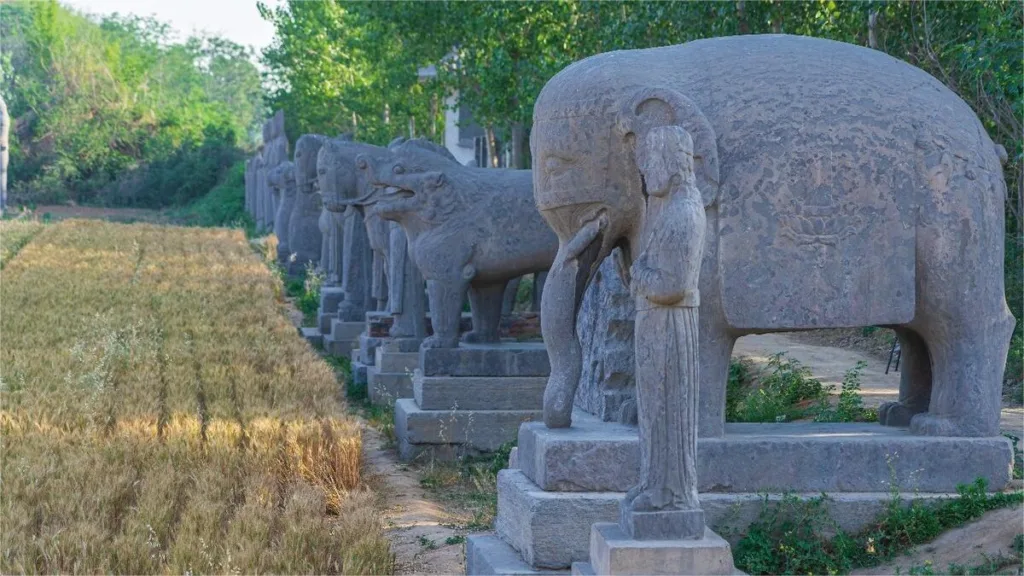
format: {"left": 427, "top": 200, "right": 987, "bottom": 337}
{"left": 0, "top": 220, "right": 392, "bottom": 574}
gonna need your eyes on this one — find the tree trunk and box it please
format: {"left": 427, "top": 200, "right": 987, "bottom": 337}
{"left": 431, "top": 94, "right": 438, "bottom": 139}
{"left": 352, "top": 112, "right": 359, "bottom": 140}
{"left": 510, "top": 123, "right": 528, "bottom": 169}
{"left": 486, "top": 126, "right": 499, "bottom": 168}
{"left": 0, "top": 94, "right": 8, "bottom": 216}
{"left": 868, "top": 11, "right": 879, "bottom": 49}
{"left": 737, "top": 1, "right": 750, "bottom": 35}
{"left": 409, "top": 116, "right": 415, "bottom": 138}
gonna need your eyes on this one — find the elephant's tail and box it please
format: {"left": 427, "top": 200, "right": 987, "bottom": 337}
{"left": 994, "top": 144, "right": 1008, "bottom": 166}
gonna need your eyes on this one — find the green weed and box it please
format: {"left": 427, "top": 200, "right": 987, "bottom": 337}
{"left": 729, "top": 353, "right": 830, "bottom": 423}
{"left": 814, "top": 361, "right": 878, "bottom": 423}
{"left": 734, "top": 479, "right": 1024, "bottom": 575}
{"left": 445, "top": 535, "right": 466, "bottom": 546}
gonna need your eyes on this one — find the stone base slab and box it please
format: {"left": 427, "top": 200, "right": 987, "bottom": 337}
{"left": 318, "top": 311, "right": 337, "bottom": 335}
{"left": 413, "top": 372, "right": 546, "bottom": 411}
{"left": 366, "top": 312, "right": 542, "bottom": 340}
{"left": 420, "top": 342, "right": 551, "bottom": 377}
{"left": 323, "top": 320, "right": 364, "bottom": 357}
{"left": 376, "top": 347, "right": 419, "bottom": 373}
{"left": 394, "top": 398, "right": 540, "bottom": 461}
{"left": 358, "top": 333, "right": 383, "bottom": 365}
{"left": 587, "top": 523, "right": 737, "bottom": 576}
{"left": 350, "top": 360, "right": 369, "bottom": 389}
{"left": 318, "top": 287, "right": 345, "bottom": 335}
{"left": 367, "top": 366, "right": 413, "bottom": 406}
{"left": 519, "top": 413, "right": 1013, "bottom": 493}
{"left": 379, "top": 337, "right": 424, "bottom": 353}
{"left": 300, "top": 327, "right": 322, "bottom": 350}
{"left": 495, "top": 468, "right": 956, "bottom": 569}
{"left": 467, "top": 534, "right": 570, "bottom": 575}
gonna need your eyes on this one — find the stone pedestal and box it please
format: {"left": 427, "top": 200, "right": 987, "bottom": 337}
{"left": 323, "top": 319, "right": 363, "bottom": 356}
{"left": 300, "top": 326, "right": 323, "bottom": 350}
{"left": 573, "top": 523, "right": 738, "bottom": 576}
{"left": 367, "top": 345, "right": 420, "bottom": 406}
{"left": 318, "top": 287, "right": 345, "bottom": 335}
{"left": 394, "top": 342, "right": 549, "bottom": 461}
{"left": 465, "top": 412, "right": 1013, "bottom": 573}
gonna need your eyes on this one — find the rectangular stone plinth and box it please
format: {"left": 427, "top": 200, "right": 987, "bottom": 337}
{"left": 367, "top": 366, "right": 412, "bottom": 406}
{"left": 413, "top": 372, "right": 546, "bottom": 411}
{"left": 467, "top": 534, "right": 570, "bottom": 576}
{"left": 588, "top": 523, "right": 736, "bottom": 576}
{"left": 394, "top": 398, "right": 540, "bottom": 461}
{"left": 318, "top": 288, "right": 345, "bottom": 335}
{"left": 494, "top": 468, "right": 956, "bottom": 570}
{"left": 420, "top": 342, "right": 550, "bottom": 377}
{"left": 350, "top": 360, "right": 368, "bottom": 388}
{"left": 366, "top": 312, "right": 542, "bottom": 339}
{"left": 357, "top": 333, "right": 383, "bottom": 365}
{"left": 375, "top": 347, "right": 419, "bottom": 373}
{"left": 323, "top": 320, "right": 364, "bottom": 356}
{"left": 300, "top": 327, "right": 322, "bottom": 349}
{"left": 318, "top": 312, "right": 337, "bottom": 335}
{"left": 519, "top": 414, "right": 1014, "bottom": 493}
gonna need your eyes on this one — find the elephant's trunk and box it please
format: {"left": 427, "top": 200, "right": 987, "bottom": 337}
{"left": 541, "top": 226, "right": 605, "bottom": 428}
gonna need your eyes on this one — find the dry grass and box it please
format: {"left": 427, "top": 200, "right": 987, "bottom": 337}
{"left": 0, "top": 219, "right": 393, "bottom": 574}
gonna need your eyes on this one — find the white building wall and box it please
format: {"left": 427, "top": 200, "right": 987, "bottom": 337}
{"left": 442, "top": 92, "right": 476, "bottom": 166}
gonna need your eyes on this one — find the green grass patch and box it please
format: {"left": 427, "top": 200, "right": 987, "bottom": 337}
{"left": 733, "top": 479, "right": 1024, "bottom": 575}
{"left": 0, "top": 220, "right": 45, "bottom": 269}
{"left": 166, "top": 161, "right": 255, "bottom": 234}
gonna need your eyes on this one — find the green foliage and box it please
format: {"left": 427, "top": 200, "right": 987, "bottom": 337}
{"left": 1, "top": 0, "right": 263, "bottom": 207}
{"left": 296, "top": 263, "right": 324, "bottom": 327}
{"left": 814, "top": 361, "right": 878, "bottom": 423}
{"left": 168, "top": 160, "right": 254, "bottom": 233}
{"left": 725, "top": 359, "right": 753, "bottom": 422}
{"left": 730, "top": 354, "right": 830, "bottom": 423}
{"left": 734, "top": 479, "right": 1024, "bottom": 575}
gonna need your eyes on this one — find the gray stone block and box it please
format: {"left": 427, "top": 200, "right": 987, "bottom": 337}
{"left": 466, "top": 534, "right": 570, "bottom": 576}
{"left": 357, "top": 333, "right": 383, "bottom": 365}
{"left": 589, "top": 524, "right": 737, "bottom": 576}
{"left": 367, "top": 366, "right": 413, "bottom": 406}
{"left": 331, "top": 319, "right": 365, "bottom": 340}
{"left": 519, "top": 415, "right": 1013, "bottom": 493}
{"left": 508, "top": 447, "right": 519, "bottom": 469}
{"left": 350, "top": 360, "right": 368, "bottom": 388}
{"left": 414, "top": 372, "right": 547, "bottom": 411}
{"left": 394, "top": 398, "right": 540, "bottom": 461}
{"left": 379, "top": 337, "right": 425, "bottom": 353}
{"left": 376, "top": 347, "right": 419, "bottom": 373}
{"left": 300, "top": 327, "right": 322, "bottom": 349}
{"left": 318, "top": 311, "right": 337, "bottom": 335}
{"left": 420, "top": 342, "right": 551, "bottom": 377}
{"left": 495, "top": 469, "right": 959, "bottom": 570}
{"left": 323, "top": 320, "right": 364, "bottom": 357}
{"left": 570, "top": 562, "right": 594, "bottom": 576}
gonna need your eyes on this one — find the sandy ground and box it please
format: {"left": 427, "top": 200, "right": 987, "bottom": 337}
{"left": 851, "top": 506, "right": 1024, "bottom": 575}
{"left": 361, "top": 427, "right": 467, "bottom": 575}
{"left": 733, "top": 333, "right": 1024, "bottom": 436}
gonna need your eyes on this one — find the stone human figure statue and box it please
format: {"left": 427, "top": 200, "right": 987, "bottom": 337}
{"left": 387, "top": 221, "right": 427, "bottom": 340}
{"left": 620, "top": 125, "right": 707, "bottom": 540}
{"left": 366, "top": 211, "right": 391, "bottom": 311}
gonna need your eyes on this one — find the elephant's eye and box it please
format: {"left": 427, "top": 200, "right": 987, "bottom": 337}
{"left": 393, "top": 164, "right": 405, "bottom": 175}
{"left": 544, "top": 156, "right": 573, "bottom": 174}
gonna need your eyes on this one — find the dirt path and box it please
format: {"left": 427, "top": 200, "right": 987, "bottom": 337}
{"left": 31, "top": 204, "right": 169, "bottom": 222}
{"left": 361, "top": 427, "right": 466, "bottom": 575}
{"left": 733, "top": 333, "right": 1024, "bottom": 436}
{"left": 851, "top": 505, "right": 1023, "bottom": 575}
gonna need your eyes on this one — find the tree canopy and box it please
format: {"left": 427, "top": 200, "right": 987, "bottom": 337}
{"left": 1, "top": 0, "right": 264, "bottom": 207}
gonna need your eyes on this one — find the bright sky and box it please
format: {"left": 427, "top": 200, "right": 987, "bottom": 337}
{"left": 65, "top": 0, "right": 278, "bottom": 60}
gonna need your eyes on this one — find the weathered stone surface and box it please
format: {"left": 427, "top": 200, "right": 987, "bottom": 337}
{"left": 531, "top": 34, "right": 1015, "bottom": 437}
{"left": 323, "top": 320, "right": 363, "bottom": 356}
{"left": 287, "top": 134, "right": 328, "bottom": 274}
{"left": 494, "top": 468, "right": 958, "bottom": 570}
{"left": 420, "top": 342, "right": 551, "bottom": 377}
{"left": 414, "top": 372, "right": 546, "bottom": 411}
{"left": 350, "top": 360, "right": 369, "bottom": 389}
{"left": 260, "top": 110, "right": 289, "bottom": 231}
{"left": 394, "top": 399, "right": 540, "bottom": 460}
{"left": 375, "top": 347, "right": 419, "bottom": 373}
{"left": 357, "top": 333, "right": 383, "bottom": 365}
{"left": 575, "top": 253, "right": 635, "bottom": 422}
{"left": 367, "top": 366, "right": 413, "bottom": 406}
{"left": 318, "top": 287, "right": 345, "bottom": 335}
{"left": 588, "top": 524, "right": 736, "bottom": 576}
{"left": 358, "top": 138, "right": 557, "bottom": 349}
{"left": 300, "top": 327, "right": 322, "bottom": 350}
{"left": 518, "top": 416, "right": 1014, "bottom": 493}
{"left": 267, "top": 160, "right": 297, "bottom": 266}
{"left": 467, "top": 534, "right": 570, "bottom": 576}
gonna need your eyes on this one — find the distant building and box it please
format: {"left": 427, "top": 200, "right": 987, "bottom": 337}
{"left": 418, "top": 64, "right": 500, "bottom": 168}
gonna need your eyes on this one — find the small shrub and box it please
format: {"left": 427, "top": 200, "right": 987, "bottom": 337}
{"left": 731, "top": 353, "right": 830, "bottom": 423}
{"left": 725, "top": 359, "right": 752, "bottom": 421}
{"left": 814, "top": 361, "right": 878, "bottom": 423}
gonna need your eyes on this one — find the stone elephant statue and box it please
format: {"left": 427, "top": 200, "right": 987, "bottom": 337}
{"left": 267, "top": 160, "right": 296, "bottom": 267}
{"left": 357, "top": 138, "right": 559, "bottom": 350}
{"left": 531, "top": 34, "right": 1014, "bottom": 438}
{"left": 286, "top": 134, "right": 327, "bottom": 275}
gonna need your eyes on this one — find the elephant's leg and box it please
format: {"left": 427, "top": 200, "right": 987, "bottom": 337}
{"left": 464, "top": 281, "right": 508, "bottom": 344}
{"left": 501, "top": 277, "right": 522, "bottom": 315}
{"left": 878, "top": 328, "right": 931, "bottom": 427}
{"left": 697, "top": 319, "right": 736, "bottom": 439}
{"left": 421, "top": 276, "right": 468, "bottom": 349}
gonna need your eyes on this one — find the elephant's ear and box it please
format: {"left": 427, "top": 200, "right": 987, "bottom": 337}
{"left": 615, "top": 87, "right": 721, "bottom": 208}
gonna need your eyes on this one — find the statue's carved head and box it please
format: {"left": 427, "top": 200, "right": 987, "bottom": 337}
{"left": 355, "top": 138, "right": 462, "bottom": 224}
{"left": 267, "top": 161, "right": 296, "bottom": 199}
{"left": 532, "top": 67, "right": 719, "bottom": 284}
{"left": 293, "top": 134, "right": 328, "bottom": 195}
